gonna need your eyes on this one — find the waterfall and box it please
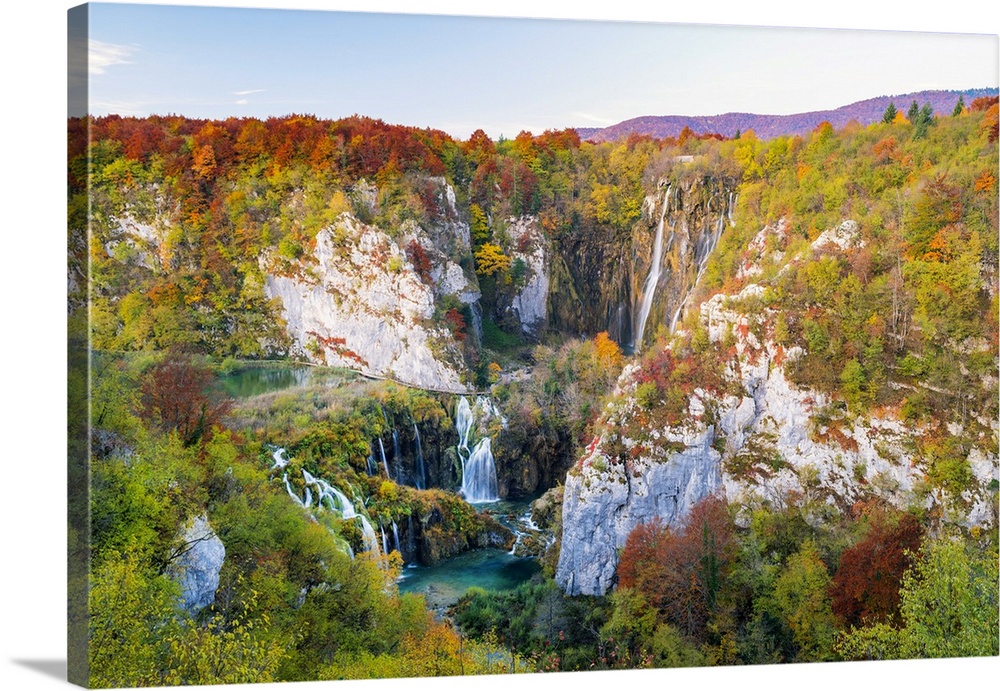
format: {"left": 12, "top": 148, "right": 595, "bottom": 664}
{"left": 275, "top": 449, "right": 381, "bottom": 558}
{"left": 669, "top": 195, "right": 730, "bottom": 333}
{"left": 282, "top": 473, "right": 304, "bottom": 507}
{"left": 406, "top": 515, "right": 416, "bottom": 556}
{"left": 470, "top": 301, "right": 484, "bottom": 343}
{"left": 366, "top": 451, "right": 377, "bottom": 476}
{"left": 462, "top": 438, "right": 499, "bottom": 503}
{"left": 413, "top": 423, "right": 426, "bottom": 490}
{"left": 271, "top": 447, "right": 289, "bottom": 470}
{"left": 380, "top": 520, "right": 389, "bottom": 555}
{"left": 634, "top": 185, "right": 670, "bottom": 352}
{"left": 302, "top": 469, "right": 358, "bottom": 519}
{"left": 455, "top": 396, "right": 499, "bottom": 503}
{"left": 456, "top": 396, "right": 474, "bottom": 459}
{"left": 391, "top": 429, "right": 401, "bottom": 481}
{"left": 358, "top": 515, "right": 380, "bottom": 556}
{"left": 378, "top": 438, "right": 390, "bottom": 478}
{"left": 391, "top": 521, "right": 401, "bottom": 554}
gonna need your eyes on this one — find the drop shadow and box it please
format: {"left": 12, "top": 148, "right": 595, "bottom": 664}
{"left": 12, "top": 659, "right": 67, "bottom": 682}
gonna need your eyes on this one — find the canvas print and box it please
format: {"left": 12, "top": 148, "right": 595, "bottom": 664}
{"left": 67, "top": 2, "right": 999, "bottom": 687}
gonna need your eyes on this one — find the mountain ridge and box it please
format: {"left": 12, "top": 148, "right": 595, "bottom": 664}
{"left": 576, "top": 87, "right": 998, "bottom": 141}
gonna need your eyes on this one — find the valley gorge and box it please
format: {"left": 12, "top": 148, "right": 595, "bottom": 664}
{"left": 73, "top": 103, "right": 1000, "bottom": 681}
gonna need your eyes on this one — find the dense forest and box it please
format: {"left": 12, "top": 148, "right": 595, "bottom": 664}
{"left": 69, "top": 93, "right": 998, "bottom": 686}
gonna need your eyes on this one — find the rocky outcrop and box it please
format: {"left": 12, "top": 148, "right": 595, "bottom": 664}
{"left": 503, "top": 216, "right": 550, "bottom": 337}
{"left": 413, "top": 498, "right": 515, "bottom": 565}
{"left": 555, "top": 391, "right": 723, "bottom": 595}
{"left": 264, "top": 213, "right": 471, "bottom": 392}
{"left": 556, "top": 219, "right": 998, "bottom": 596}
{"left": 168, "top": 514, "right": 225, "bottom": 613}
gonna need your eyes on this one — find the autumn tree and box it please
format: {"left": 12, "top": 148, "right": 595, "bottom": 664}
{"left": 829, "top": 511, "right": 923, "bottom": 628}
{"left": 616, "top": 495, "right": 734, "bottom": 639}
{"left": 141, "top": 352, "right": 231, "bottom": 446}
{"left": 474, "top": 243, "right": 512, "bottom": 276}
{"left": 838, "top": 536, "right": 999, "bottom": 660}
{"left": 773, "top": 539, "right": 837, "bottom": 661}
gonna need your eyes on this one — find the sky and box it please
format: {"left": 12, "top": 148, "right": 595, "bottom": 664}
{"left": 79, "top": 0, "right": 999, "bottom": 139}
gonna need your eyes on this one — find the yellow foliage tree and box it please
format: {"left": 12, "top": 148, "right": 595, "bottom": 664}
{"left": 474, "top": 243, "right": 512, "bottom": 276}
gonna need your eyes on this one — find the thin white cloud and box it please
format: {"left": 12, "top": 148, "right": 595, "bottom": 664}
{"left": 233, "top": 89, "right": 265, "bottom": 96}
{"left": 89, "top": 99, "right": 146, "bottom": 116}
{"left": 572, "top": 112, "right": 618, "bottom": 126}
{"left": 89, "top": 39, "right": 134, "bottom": 75}
{"left": 235, "top": 99, "right": 249, "bottom": 105}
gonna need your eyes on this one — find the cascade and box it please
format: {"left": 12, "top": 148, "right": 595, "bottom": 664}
{"left": 379, "top": 520, "right": 389, "bottom": 555}
{"left": 391, "top": 521, "right": 401, "bottom": 554}
{"left": 358, "top": 515, "right": 380, "bottom": 556}
{"left": 461, "top": 438, "right": 499, "bottom": 503}
{"left": 391, "top": 429, "right": 401, "bottom": 481}
{"left": 366, "top": 452, "right": 377, "bottom": 476}
{"left": 413, "top": 423, "right": 426, "bottom": 490}
{"left": 282, "top": 473, "right": 304, "bottom": 507}
{"left": 406, "top": 515, "right": 416, "bottom": 556}
{"left": 271, "top": 447, "right": 289, "bottom": 470}
{"left": 633, "top": 185, "right": 670, "bottom": 351}
{"left": 456, "top": 396, "right": 473, "bottom": 459}
{"left": 378, "top": 438, "right": 390, "bottom": 478}
{"left": 668, "top": 195, "right": 730, "bottom": 333}
{"left": 455, "top": 396, "right": 499, "bottom": 503}
{"left": 275, "top": 448, "right": 381, "bottom": 558}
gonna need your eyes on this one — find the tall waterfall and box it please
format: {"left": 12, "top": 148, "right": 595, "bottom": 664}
{"left": 391, "top": 429, "right": 401, "bottom": 481}
{"left": 413, "top": 423, "right": 426, "bottom": 490}
{"left": 462, "top": 438, "right": 499, "bottom": 503}
{"left": 455, "top": 396, "right": 499, "bottom": 503}
{"left": 377, "top": 438, "right": 390, "bottom": 478}
{"left": 634, "top": 185, "right": 670, "bottom": 351}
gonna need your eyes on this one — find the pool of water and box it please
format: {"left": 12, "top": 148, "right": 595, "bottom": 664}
{"left": 218, "top": 364, "right": 351, "bottom": 398}
{"left": 398, "top": 548, "right": 540, "bottom": 609}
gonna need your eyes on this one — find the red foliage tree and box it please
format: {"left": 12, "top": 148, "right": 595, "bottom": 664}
{"left": 406, "top": 239, "right": 434, "bottom": 284}
{"left": 444, "top": 308, "right": 467, "bottom": 342}
{"left": 829, "top": 511, "right": 923, "bottom": 628}
{"left": 140, "top": 353, "right": 231, "bottom": 446}
{"left": 616, "top": 494, "right": 734, "bottom": 638}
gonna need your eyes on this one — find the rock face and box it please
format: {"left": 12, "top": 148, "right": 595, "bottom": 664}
{"left": 168, "top": 514, "right": 225, "bottom": 614}
{"left": 630, "top": 176, "right": 737, "bottom": 350}
{"left": 503, "top": 216, "right": 550, "bottom": 337}
{"left": 557, "top": 428, "right": 722, "bottom": 595}
{"left": 556, "top": 218, "right": 998, "bottom": 596}
{"left": 264, "top": 213, "right": 471, "bottom": 392}
{"left": 545, "top": 172, "right": 737, "bottom": 348}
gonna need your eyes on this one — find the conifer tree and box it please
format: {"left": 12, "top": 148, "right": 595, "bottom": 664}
{"left": 882, "top": 102, "right": 898, "bottom": 124}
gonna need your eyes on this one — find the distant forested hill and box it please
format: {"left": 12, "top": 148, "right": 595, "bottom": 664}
{"left": 577, "top": 88, "right": 998, "bottom": 141}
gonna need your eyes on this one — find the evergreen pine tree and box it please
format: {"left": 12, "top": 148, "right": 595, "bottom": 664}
{"left": 882, "top": 102, "right": 898, "bottom": 124}
{"left": 953, "top": 95, "right": 965, "bottom": 116}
